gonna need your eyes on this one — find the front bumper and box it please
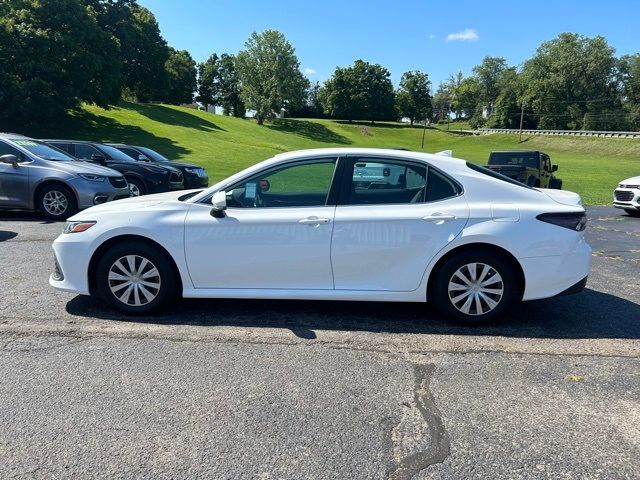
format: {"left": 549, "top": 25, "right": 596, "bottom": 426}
{"left": 613, "top": 187, "right": 640, "bottom": 210}
{"left": 183, "top": 172, "right": 209, "bottom": 188}
{"left": 49, "top": 236, "right": 92, "bottom": 295}
{"left": 70, "top": 177, "right": 130, "bottom": 210}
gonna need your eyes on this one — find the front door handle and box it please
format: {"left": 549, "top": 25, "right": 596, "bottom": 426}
{"left": 422, "top": 213, "right": 456, "bottom": 223}
{"left": 298, "top": 216, "right": 331, "bottom": 226}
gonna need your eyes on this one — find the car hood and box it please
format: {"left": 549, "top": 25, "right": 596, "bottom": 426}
{"left": 47, "top": 160, "right": 122, "bottom": 177}
{"left": 619, "top": 175, "right": 640, "bottom": 185}
{"left": 68, "top": 189, "right": 202, "bottom": 219}
{"left": 538, "top": 188, "right": 583, "bottom": 207}
{"left": 164, "top": 161, "right": 203, "bottom": 170}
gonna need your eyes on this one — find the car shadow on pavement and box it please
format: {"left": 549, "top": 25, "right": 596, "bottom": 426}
{"left": 65, "top": 288, "right": 640, "bottom": 341}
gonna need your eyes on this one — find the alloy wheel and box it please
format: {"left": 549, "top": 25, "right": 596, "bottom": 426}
{"left": 42, "top": 190, "right": 68, "bottom": 216}
{"left": 129, "top": 183, "right": 141, "bottom": 196}
{"left": 447, "top": 262, "right": 504, "bottom": 316}
{"left": 108, "top": 255, "right": 161, "bottom": 306}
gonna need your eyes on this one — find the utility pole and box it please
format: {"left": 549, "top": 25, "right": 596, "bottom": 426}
{"left": 421, "top": 120, "right": 427, "bottom": 149}
{"left": 518, "top": 101, "right": 525, "bottom": 142}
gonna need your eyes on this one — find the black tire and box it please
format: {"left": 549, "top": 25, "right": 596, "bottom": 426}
{"left": 96, "top": 241, "right": 178, "bottom": 314}
{"left": 126, "top": 177, "right": 146, "bottom": 197}
{"left": 624, "top": 208, "right": 640, "bottom": 217}
{"left": 549, "top": 178, "right": 563, "bottom": 189}
{"left": 431, "top": 249, "right": 520, "bottom": 324}
{"left": 37, "top": 184, "right": 77, "bottom": 220}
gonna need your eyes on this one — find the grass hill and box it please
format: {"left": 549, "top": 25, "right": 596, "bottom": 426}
{"left": 24, "top": 101, "right": 640, "bottom": 205}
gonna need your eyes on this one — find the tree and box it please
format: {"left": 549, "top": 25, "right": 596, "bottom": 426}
{"left": 445, "top": 71, "right": 465, "bottom": 118}
{"left": 432, "top": 83, "right": 452, "bottom": 122}
{"left": 196, "top": 54, "right": 219, "bottom": 111}
{"left": 164, "top": 48, "right": 197, "bottom": 104}
{"left": 619, "top": 54, "right": 640, "bottom": 130}
{"left": 322, "top": 60, "right": 396, "bottom": 122}
{"left": 236, "top": 30, "right": 309, "bottom": 124}
{"left": 455, "top": 77, "right": 482, "bottom": 119}
{"left": 86, "top": 1, "right": 170, "bottom": 102}
{"left": 522, "top": 33, "right": 620, "bottom": 129}
{"left": 0, "top": 0, "right": 121, "bottom": 128}
{"left": 473, "top": 56, "right": 509, "bottom": 114}
{"left": 396, "top": 71, "right": 432, "bottom": 125}
{"left": 218, "top": 54, "right": 245, "bottom": 117}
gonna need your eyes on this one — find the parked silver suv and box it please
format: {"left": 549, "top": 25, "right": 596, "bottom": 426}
{"left": 0, "top": 133, "right": 130, "bottom": 219}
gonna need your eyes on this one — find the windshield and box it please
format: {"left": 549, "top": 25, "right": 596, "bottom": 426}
{"left": 99, "top": 144, "right": 136, "bottom": 162}
{"left": 137, "top": 146, "right": 170, "bottom": 163}
{"left": 488, "top": 152, "right": 539, "bottom": 168}
{"left": 11, "top": 139, "right": 75, "bottom": 161}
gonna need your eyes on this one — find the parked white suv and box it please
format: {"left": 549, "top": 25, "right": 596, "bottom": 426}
{"left": 613, "top": 176, "right": 640, "bottom": 217}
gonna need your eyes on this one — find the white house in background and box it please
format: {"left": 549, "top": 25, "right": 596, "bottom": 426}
{"left": 482, "top": 104, "right": 493, "bottom": 119}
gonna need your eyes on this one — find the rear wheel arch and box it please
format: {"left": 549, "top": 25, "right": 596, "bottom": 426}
{"left": 426, "top": 243, "right": 525, "bottom": 302}
{"left": 88, "top": 234, "right": 182, "bottom": 295}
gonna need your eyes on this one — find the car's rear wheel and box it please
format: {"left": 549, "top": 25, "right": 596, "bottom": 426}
{"left": 126, "top": 178, "right": 146, "bottom": 197}
{"left": 96, "top": 242, "right": 177, "bottom": 314}
{"left": 624, "top": 208, "right": 640, "bottom": 217}
{"left": 37, "top": 184, "right": 77, "bottom": 220}
{"left": 432, "top": 249, "right": 519, "bottom": 324}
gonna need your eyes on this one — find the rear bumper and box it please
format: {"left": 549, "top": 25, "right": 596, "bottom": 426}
{"left": 520, "top": 237, "right": 592, "bottom": 301}
{"left": 557, "top": 276, "right": 588, "bottom": 296}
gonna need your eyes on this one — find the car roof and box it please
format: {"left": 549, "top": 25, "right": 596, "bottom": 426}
{"left": 41, "top": 139, "right": 102, "bottom": 145}
{"left": 270, "top": 147, "right": 468, "bottom": 170}
{"left": 490, "top": 150, "right": 542, "bottom": 154}
{"left": 0, "top": 132, "right": 33, "bottom": 140}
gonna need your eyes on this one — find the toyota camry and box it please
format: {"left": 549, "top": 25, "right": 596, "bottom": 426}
{"left": 50, "top": 148, "right": 591, "bottom": 323}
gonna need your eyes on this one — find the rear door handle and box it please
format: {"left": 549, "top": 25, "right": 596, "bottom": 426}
{"left": 422, "top": 213, "right": 456, "bottom": 223}
{"left": 299, "top": 217, "right": 331, "bottom": 226}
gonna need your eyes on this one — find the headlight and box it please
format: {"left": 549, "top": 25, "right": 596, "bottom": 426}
{"left": 64, "top": 221, "right": 96, "bottom": 234}
{"left": 184, "top": 168, "right": 198, "bottom": 174}
{"left": 141, "top": 165, "right": 167, "bottom": 173}
{"left": 79, "top": 174, "right": 105, "bottom": 182}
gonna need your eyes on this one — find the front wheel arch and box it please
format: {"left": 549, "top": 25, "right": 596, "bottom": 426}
{"left": 88, "top": 234, "right": 182, "bottom": 295}
{"left": 33, "top": 180, "right": 78, "bottom": 212}
{"left": 426, "top": 243, "right": 525, "bottom": 303}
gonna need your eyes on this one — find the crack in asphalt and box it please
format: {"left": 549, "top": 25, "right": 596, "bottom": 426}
{"left": 387, "top": 364, "right": 451, "bottom": 480}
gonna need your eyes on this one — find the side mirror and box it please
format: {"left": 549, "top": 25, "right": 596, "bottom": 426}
{"left": 90, "top": 154, "right": 107, "bottom": 165}
{"left": 551, "top": 165, "right": 558, "bottom": 172}
{"left": 138, "top": 154, "right": 150, "bottom": 162}
{"left": 0, "top": 154, "right": 19, "bottom": 167}
{"left": 210, "top": 190, "right": 227, "bottom": 218}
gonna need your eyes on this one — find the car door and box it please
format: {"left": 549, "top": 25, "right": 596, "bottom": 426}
{"left": 184, "top": 157, "right": 339, "bottom": 290}
{"left": 330, "top": 156, "right": 469, "bottom": 292}
{"left": 0, "top": 141, "right": 30, "bottom": 208}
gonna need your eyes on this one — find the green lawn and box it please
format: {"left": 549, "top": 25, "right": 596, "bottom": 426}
{"left": 23, "top": 101, "right": 640, "bottom": 205}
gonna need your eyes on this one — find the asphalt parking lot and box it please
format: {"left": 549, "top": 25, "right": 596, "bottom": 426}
{"left": 1, "top": 207, "right": 639, "bottom": 479}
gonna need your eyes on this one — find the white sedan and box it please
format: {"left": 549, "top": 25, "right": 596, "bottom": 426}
{"left": 50, "top": 148, "right": 591, "bottom": 323}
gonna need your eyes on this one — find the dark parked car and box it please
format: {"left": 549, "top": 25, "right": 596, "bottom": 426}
{"left": 487, "top": 150, "right": 562, "bottom": 189}
{"left": 0, "top": 134, "right": 129, "bottom": 219}
{"left": 107, "top": 143, "right": 209, "bottom": 189}
{"left": 42, "top": 140, "right": 184, "bottom": 196}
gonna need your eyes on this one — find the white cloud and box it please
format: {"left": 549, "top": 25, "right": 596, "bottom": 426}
{"left": 304, "top": 67, "right": 316, "bottom": 75}
{"left": 428, "top": 34, "right": 436, "bottom": 40}
{"left": 446, "top": 29, "right": 479, "bottom": 42}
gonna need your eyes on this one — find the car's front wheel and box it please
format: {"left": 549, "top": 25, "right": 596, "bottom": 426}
{"left": 37, "top": 184, "right": 77, "bottom": 220}
{"left": 96, "top": 242, "right": 177, "bottom": 313}
{"left": 432, "top": 249, "right": 519, "bottom": 324}
{"left": 126, "top": 178, "right": 146, "bottom": 197}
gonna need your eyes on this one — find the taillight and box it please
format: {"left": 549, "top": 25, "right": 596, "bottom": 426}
{"left": 536, "top": 212, "right": 587, "bottom": 232}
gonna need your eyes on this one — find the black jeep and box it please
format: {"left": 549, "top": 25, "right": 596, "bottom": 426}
{"left": 487, "top": 150, "right": 562, "bottom": 189}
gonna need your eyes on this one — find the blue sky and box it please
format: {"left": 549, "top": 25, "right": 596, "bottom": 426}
{"left": 139, "top": 0, "right": 640, "bottom": 88}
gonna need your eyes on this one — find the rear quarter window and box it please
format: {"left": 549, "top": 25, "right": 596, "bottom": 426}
{"left": 466, "top": 162, "right": 533, "bottom": 189}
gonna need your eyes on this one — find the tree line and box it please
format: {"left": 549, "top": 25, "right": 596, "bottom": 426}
{"left": 1, "top": 1, "right": 639, "bottom": 131}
